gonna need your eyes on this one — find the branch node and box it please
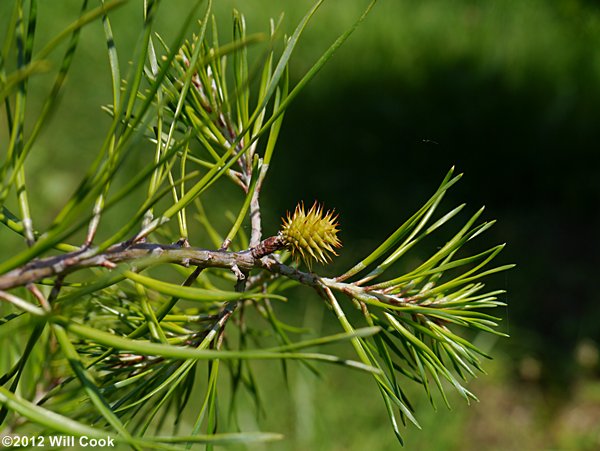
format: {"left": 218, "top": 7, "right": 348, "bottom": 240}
{"left": 220, "top": 239, "right": 231, "bottom": 251}
{"left": 99, "top": 259, "right": 117, "bottom": 270}
{"left": 231, "top": 264, "right": 245, "bottom": 281}
{"left": 150, "top": 247, "right": 164, "bottom": 257}
{"left": 251, "top": 235, "right": 284, "bottom": 259}
{"left": 174, "top": 238, "right": 190, "bottom": 248}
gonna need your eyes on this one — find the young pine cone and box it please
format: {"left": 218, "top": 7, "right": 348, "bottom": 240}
{"left": 279, "top": 202, "right": 342, "bottom": 270}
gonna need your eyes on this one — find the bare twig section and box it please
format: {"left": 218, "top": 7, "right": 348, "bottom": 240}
{"left": 0, "top": 290, "right": 46, "bottom": 316}
{"left": 27, "top": 284, "right": 50, "bottom": 311}
{"left": 257, "top": 256, "right": 321, "bottom": 288}
{"left": 249, "top": 160, "right": 268, "bottom": 248}
{"left": 84, "top": 195, "right": 105, "bottom": 247}
{"left": 0, "top": 236, "right": 286, "bottom": 291}
{"left": 48, "top": 276, "right": 65, "bottom": 304}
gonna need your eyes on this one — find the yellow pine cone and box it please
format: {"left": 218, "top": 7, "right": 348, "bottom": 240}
{"left": 280, "top": 202, "right": 342, "bottom": 270}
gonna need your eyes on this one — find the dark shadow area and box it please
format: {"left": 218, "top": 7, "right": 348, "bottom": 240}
{"left": 266, "top": 58, "right": 600, "bottom": 387}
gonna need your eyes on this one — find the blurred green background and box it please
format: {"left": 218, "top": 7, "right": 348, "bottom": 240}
{"left": 2, "top": 0, "right": 600, "bottom": 448}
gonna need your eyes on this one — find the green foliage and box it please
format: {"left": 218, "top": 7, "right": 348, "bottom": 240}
{"left": 0, "top": 0, "right": 510, "bottom": 448}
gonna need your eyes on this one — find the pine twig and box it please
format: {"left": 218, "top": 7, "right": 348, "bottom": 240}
{"left": 0, "top": 237, "right": 287, "bottom": 291}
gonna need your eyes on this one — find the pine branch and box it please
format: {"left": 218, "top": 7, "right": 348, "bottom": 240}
{"left": 0, "top": 236, "right": 289, "bottom": 291}
{"left": 0, "top": 1, "right": 512, "bottom": 446}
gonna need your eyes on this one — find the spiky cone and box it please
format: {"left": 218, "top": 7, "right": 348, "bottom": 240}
{"left": 280, "top": 202, "right": 342, "bottom": 270}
